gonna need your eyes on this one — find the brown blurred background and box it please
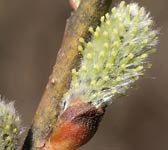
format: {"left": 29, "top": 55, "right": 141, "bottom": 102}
{"left": 0, "top": 0, "right": 167, "bottom": 150}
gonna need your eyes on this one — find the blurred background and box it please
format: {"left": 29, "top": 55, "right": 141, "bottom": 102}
{"left": 0, "top": 0, "right": 167, "bottom": 149}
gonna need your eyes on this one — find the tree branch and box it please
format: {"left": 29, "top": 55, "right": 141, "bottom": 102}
{"left": 22, "top": 0, "right": 112, "bottom": 149}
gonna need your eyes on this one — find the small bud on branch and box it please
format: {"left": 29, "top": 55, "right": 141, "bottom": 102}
{"left": 46, "top": 97, "right": 104, "bottom": 150}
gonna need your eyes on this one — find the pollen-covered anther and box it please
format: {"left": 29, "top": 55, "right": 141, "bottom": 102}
{"left": 93, "top": 65, "right": 99, "bottom": 71}
{"left": 90, "top": 80, "right": 96, "bottom": 86}
{"left": 113, "top": 41, "right": 119, "bottom": 50}
{"left": 120, "top": 1, "right": 125, "bottom": 9}
{"left": 111, "top": 89, "right": 117, "bottom": 95}
{"left": 116, "top": 14, "right": 121, "bottom": 20}
{"left": 126, "top": 4, "right": 130, "bottom": 12}
{"left": 105, "top": 63, "right": 111, "bottom": 70}
{"left": 126, "top": 42, "right": 135, "bottom": 51}
{"left": 111, "top": 7, "right": 116, "bottom": 14}
{"left": 113, "top": 29, "right": 119, "bottom": 37}
{"left": 91, "top": 94, "right": 97, "bottom": 99}
{"left": 139, "top": 7, "right": 145, "bottom": 15}
{"left": 142, "top": 39, "right": 148, "bottom": 45}
{"left": 94, "top": 31, "right": 99, "bottom": 38}
{"left": 103, "top": 76, "right": 109, "bottom": 82}
{"left": 89, "top": 27, "right": 94, "bottom": 34}
{"left": 127, "top": 53, "right": 134, "bottom": 59}
{"left": 79, "top": 37, "right": 85, "bottom": 44}
{"left": 74, "top": 83, "right": 79, "bottom": 89}
{"left": 111, "top": 77, "right": 122, "bottom": 85}
{"left": 110, "top": 51, "right": 116, "bottom": 63}
{"left": 119, "top": 23, "right": 125, "bottom": 31}
{"left": 13, "top": 128, "right": 17, "bottom": 134}
{"left": 81, "top": 66, "right": 87, "bottom": 72}
{"left": 143, "top": 26, "right": 149, "bottom": 33}
{"left": 103, "top": 43, "right": 109, "bottom": 49}
{"left": 103, "top": 31, "right": 108, "bottom": 38}
{"left": 5, "top": 136, "right": 11, "bottom": 143}
{"left": 135, "top": 66, "right": 144, "bottom": 72}
{"left": 87, "top": 42, "right": 93, "bottom": 49}
{"left": 96, "top": 27, "right": 101, "bottom": 33}
{"left": 100, "top": 16, "right": 105, "bottom": 23}
{"left": 105, "top": 13, "right": 110, "bottom": 19}
{"left": 72, "top": 69, "right": 78, "bottom": 76}
{"left": 121, "top": 53, "right": 134, "bottom": 64}
{"left": 133, "top": 15, "right": 139, "bottom": 23}
{"left": 116, "top": 77, "right": 122, "bottom": 82}
{"left": 131, "top": 27, "right": 138, "bottom": 34}
{"left": 87, "top": 53, "right": 92, "bottom": 60}
{"left": 111, "top": 51, "right": 117, "bottom": 57}
{"left": 140, "top": 53, "right": 148, "bottom": 59}
{"left": 150, "top": 33, "right": 157, "bottom": 39}
{"left": 126, "top": 5, "right": 131, "bottom": 20}
{"left": 105, "top": 20, "right": 111, "bottom": 26}
{"left": 4, "top": 125, "right": 10, "bottom": 131}
{"left": 116, "top": 64, "right": 126, "bottom": 74}
{"left": 149, "top": 48, "right": 157, "bottom": 54}
{"left": 147, "top": 19, "right": 153, "bottom": 26}
{"left": 99, "top": 51, "right": 105, "bottom": 58}
{"left": 78, "top": 45, "right": 83, "bottom": 52}
{"left": 134, "top": 76, "right": 139, "bottom": 80}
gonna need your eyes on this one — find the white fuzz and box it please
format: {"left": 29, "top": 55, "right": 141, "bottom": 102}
{"left": 62, "top": 1, "right": 158, "bottom": 109}
{"left": 0, "top": 97, "right": 21, "bottom": 150}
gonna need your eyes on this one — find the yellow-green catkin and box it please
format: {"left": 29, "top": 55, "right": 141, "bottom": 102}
{"left": 62, "top": 1, "right": 158, "bottom": 109}
{"left": 0, "top": 98, "right": 21, "bottom": 150}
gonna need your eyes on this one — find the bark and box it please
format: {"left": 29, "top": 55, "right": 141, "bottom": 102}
{"left": 22, "top": 0, "right": 112, "bottom": 149}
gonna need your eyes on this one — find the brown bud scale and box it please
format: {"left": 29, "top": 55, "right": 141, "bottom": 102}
{"left": 46, "top": 97, "right": 105, "bottom": 150}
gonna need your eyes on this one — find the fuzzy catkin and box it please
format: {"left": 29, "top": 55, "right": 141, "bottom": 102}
{"left": 0, "top": 98, "right": 21, "bottom": 150}
{"left": 62, "top": 1, "right": 158, "bottom": 109}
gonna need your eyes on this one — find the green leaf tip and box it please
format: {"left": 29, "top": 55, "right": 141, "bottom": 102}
{"left": 62, "top": 1, "right": 158, "bottom": 109}
{"left": 0, "top": 97, "right": 21, "bottom": 150}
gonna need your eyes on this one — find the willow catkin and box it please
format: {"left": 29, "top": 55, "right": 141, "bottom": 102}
{"left": 62, "top": 1, "right": 158, "bottom": 110}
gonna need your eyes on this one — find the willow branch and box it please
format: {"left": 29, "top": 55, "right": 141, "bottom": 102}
{"left": 22, "top": 0, "right": 112, "bottom": 149}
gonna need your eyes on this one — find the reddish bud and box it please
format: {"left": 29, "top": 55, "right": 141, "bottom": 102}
{"left": 47, "top": 97, "right": 105, "bottom": 150}
{"left": 69, "top": 0, "right": 80, "bottom": 10}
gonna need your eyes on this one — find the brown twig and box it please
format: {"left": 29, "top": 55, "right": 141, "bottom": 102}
{"left": 22, "top": 0, "right": 112, "bottom": 149}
